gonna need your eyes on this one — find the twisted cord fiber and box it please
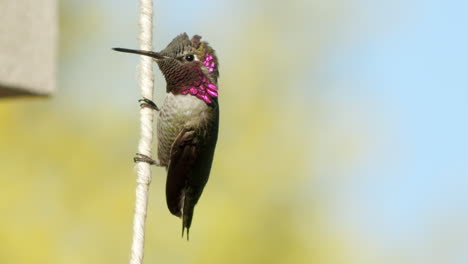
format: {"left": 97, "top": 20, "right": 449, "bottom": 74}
{"left": 130, "top": 0, "right": 154, "bottom": 264}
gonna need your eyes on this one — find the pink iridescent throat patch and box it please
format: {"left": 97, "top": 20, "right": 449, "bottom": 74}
{"left": 203, "top": 53, "right": 216, "bottom": 73}
{"left": 180, "top": 53, "right": 218, "bottom": 104}
{"left": 180, "top": 75, "right": 218, "bottom": 103}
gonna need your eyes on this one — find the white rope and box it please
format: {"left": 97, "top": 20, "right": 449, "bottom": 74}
{"left": 130, "top": 0, "right": 154, "bottom": 264}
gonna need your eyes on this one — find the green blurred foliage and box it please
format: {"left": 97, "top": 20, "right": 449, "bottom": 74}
{"left": 0, "top": 0, "right": 368, "bottom": 263}
{"left": 0, "top": 84, "right": 357, "bottom": 264}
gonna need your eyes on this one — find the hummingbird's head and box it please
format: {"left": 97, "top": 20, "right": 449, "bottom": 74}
{"left": 113, "top": 33, "right": 219, "bottom": 104}
{"left": 158, "top": 33, "right": 219, "bottom": 81}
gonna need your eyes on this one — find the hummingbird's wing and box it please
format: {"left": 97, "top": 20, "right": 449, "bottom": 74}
{"left": 165, "top": 119, "right": 218, "bottom": 238}
{"left": 165, "top": 128, "right": 197, "bottom": 218}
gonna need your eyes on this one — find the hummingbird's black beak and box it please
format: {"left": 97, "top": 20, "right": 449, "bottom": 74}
{"left": 112, "top": 47, "right": 168, "bottom": 60}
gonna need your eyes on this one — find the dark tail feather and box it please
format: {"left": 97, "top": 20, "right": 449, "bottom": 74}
{"left": 181, "top": 195, "right": 195, "bottom": 241}
{"left": 181, "top": 222, "right": 190, "bottom": 241}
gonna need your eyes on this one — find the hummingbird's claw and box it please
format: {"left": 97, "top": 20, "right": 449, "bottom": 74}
{"left": 139, "top": 98, "right": 159, "bottom": 111}
{"left": 134, "top": 153, "right": 160, "bottom": 166}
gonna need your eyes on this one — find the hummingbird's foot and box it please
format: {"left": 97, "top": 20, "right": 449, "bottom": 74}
{"left": 139, "top": 98, "right": 159, "bottom": 111}
{"left": 134, "top": 153, "right": 160, "bottom": 166}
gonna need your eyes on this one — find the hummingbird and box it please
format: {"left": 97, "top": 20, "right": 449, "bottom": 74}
{"left": 113, "top": 33, "right": 219, "bottom": 239}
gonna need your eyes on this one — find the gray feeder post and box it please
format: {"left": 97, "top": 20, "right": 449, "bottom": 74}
{"left": 0, "top": 0, "right": 57, "bottom": 97}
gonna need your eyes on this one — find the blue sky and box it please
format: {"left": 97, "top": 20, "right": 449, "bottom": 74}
{"left": 322, "top": 0, "right": 468, "bottom": 260}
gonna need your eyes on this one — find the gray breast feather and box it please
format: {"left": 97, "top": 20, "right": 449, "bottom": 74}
{"left": 157, "top": 93, "right": 215, "bottom": 166}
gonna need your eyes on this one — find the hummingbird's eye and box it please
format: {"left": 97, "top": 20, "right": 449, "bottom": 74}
{"left": 185, "top": 55, "right": 195, "bottom": 61}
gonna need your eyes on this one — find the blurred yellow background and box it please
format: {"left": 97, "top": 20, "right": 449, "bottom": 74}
{"left": 1, "top": 0, "right": 467, "bottom": 263}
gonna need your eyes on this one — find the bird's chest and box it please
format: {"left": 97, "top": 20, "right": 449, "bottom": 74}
{"left": 157, "top": 93, "right": 212, "bottom": 165}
